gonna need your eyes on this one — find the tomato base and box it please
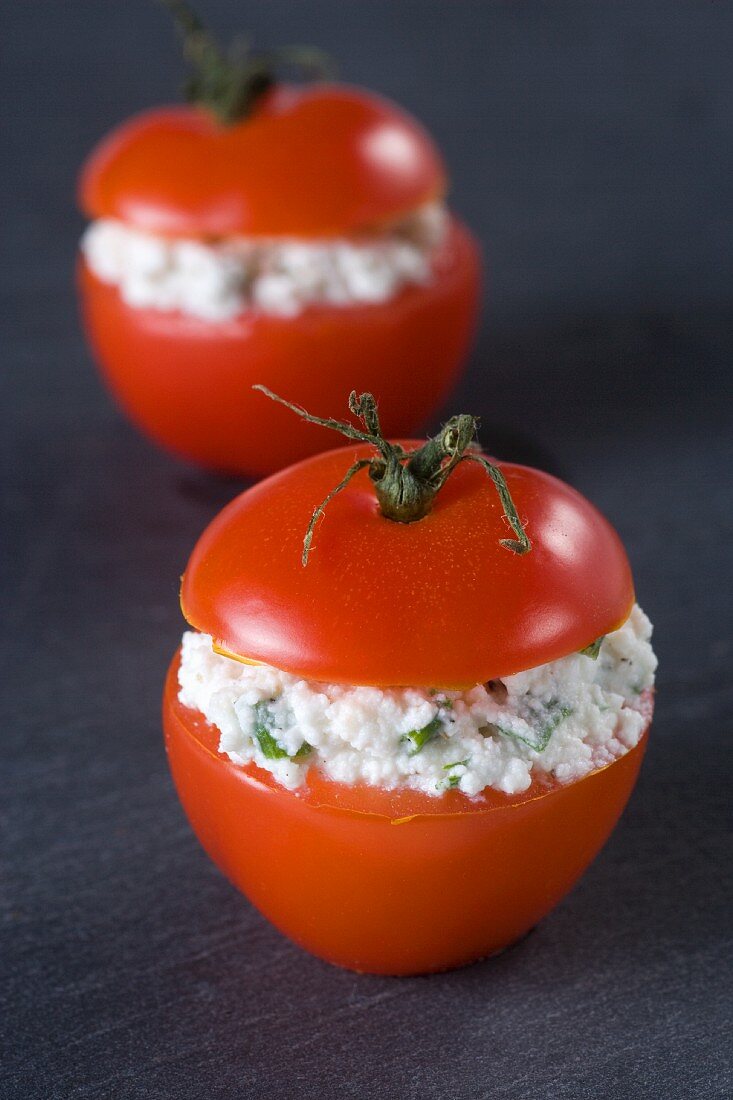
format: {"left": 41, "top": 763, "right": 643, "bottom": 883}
{"left": 78, "top": 218, "right": 480, "bottom": 477}
{"left": 163, "top": 651, "right": 650, "bottom": 975}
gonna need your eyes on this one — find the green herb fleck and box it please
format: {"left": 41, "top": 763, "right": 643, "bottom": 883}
{"left": 579, "top": 636, "right": 605, "bottom": 659}
{"left": 493, "top": 700, "right": 573, "bottom": 753}
{"left": 253, "top": 701, "right": 311, "bottom": 761}
{"left": 402, "top": 714, "right": 444, "bottom": 755}
{"left": 441, "top": 759, "right": 469, "bottom": 790}
{"left": 253, "top": 702, "right": 289, "bottom": 759}
{"left": 428, "top": 690, "right": 453, "bottom": 709}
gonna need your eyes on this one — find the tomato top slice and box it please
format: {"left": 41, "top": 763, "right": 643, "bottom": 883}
{"left": 79, "top": 85, "right": 446, "bottom": 239}
{"left": 180, "top": 442, "right": 635, "bottom": 688}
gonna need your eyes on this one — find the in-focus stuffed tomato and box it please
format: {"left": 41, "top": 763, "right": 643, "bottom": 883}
{"left": 78, "top": 2, "right": 480, "bottom": 476}
{"left": 164, "top": 389, "right": 657, "bottom": 975}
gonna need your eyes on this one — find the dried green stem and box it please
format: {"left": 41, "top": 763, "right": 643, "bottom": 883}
{"left": 463, "top": 454, "right": 532, "bottom": 554}
{"left": 254, "top": 386, "right": 375, "bottom": 446}
{"left": 254, "top": 386, "right": 533, "bottom": 565}
{"left": 302, "top": 459, "right": 372, "bottom": 567}
{"left": 159, "top": 0, "right": 336, "bottom": 125}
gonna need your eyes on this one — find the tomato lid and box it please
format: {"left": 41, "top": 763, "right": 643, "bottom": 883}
{"left": 79, "top": 84, "right": 446, "bottom": 239}
{"left": 180, "top": 395, "right": 634, "bottom": 688}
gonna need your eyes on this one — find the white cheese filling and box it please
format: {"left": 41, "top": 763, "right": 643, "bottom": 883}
{"left": 177, "top": 604, "right": 656, "bottom": 798}
{"left": 81, "top": 203, "right": 448, "bottom": 320}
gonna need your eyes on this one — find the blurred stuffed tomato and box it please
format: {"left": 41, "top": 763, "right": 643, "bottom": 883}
{"left": 77, "top": 2, "right": 480, "bottom": 476}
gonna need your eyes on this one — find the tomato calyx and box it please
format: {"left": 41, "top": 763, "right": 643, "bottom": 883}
{"left": 161, "top": 0, "right": 336, "bottom": 126}
{"left": 254, "top": 386, "right": 532, "bottom": 564}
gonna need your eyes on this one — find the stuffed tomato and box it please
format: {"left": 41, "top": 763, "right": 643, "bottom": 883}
{"left": 78, "top": 3, "right": 480, "bottom": 476}
{"left": 163, "top": 390, "right": 656, "bottom": 975}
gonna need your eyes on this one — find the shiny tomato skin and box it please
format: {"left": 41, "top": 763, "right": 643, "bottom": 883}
{"left": 77, "top": 218, "right": 480, "bottom": 477}
{"left": 180, "top": 445, "right": 635, "bottom": 688}
{"left": 79, "top": 87, "right": 446, "bottom": 238}
{"left": 163, "top": 653, "right": 650, "bottom": 975}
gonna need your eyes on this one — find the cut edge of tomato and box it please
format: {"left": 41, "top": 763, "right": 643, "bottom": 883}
{"left": 211, "top": 641, "right": 263, "bottom": 667}
{"left": 164, "top": 649, "right": 652, "bottom": 823}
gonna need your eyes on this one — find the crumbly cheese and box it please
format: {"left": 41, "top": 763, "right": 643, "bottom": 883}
{"left": 177, "top": 605, "right": 656, "bottom": 797}
{"left": 80, "top": 204, "right": 448, "bottom": 320}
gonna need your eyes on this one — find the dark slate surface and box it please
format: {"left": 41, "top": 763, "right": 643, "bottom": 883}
{"left": 2, "top": 2, "right": 732, "bottom": 1097}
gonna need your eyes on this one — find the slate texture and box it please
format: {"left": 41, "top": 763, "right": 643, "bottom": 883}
{"left": 2, "top": 2, "right": 731, "bottom": 1097}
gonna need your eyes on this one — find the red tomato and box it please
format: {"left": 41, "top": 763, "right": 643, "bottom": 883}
{"left": 77, "top": 220, "right": 479, "bottom": 476}
{"left": 78, "top": 69, "right": 480, "bottom": 476}
{"left": 168, "top": 423, "right": 649, "bottom": 972}
{"left": 79, "top": 88, "right": 446, "bottom": 238}
{"left": 180, "top": 443, "right": 635, "bottom": 687}
{"left": 163, "top": 655, "right": 651, "bottom": 975}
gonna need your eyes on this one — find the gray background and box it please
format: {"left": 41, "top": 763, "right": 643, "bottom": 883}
{"left": 2, "top": 2, "right": 731, "bottom": 1097}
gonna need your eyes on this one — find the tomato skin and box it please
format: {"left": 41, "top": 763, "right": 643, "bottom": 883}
{"left": 163, "top": 653, "right": 650, "bottom": 975}
{"left": 180, "top": 445, "right": 634, "bottom": 688}
{"left": 79, "top": 87, "right": 446, "bottom": 238}
{"left": 77, "top": 218, "right": 479, "bottom": 476}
